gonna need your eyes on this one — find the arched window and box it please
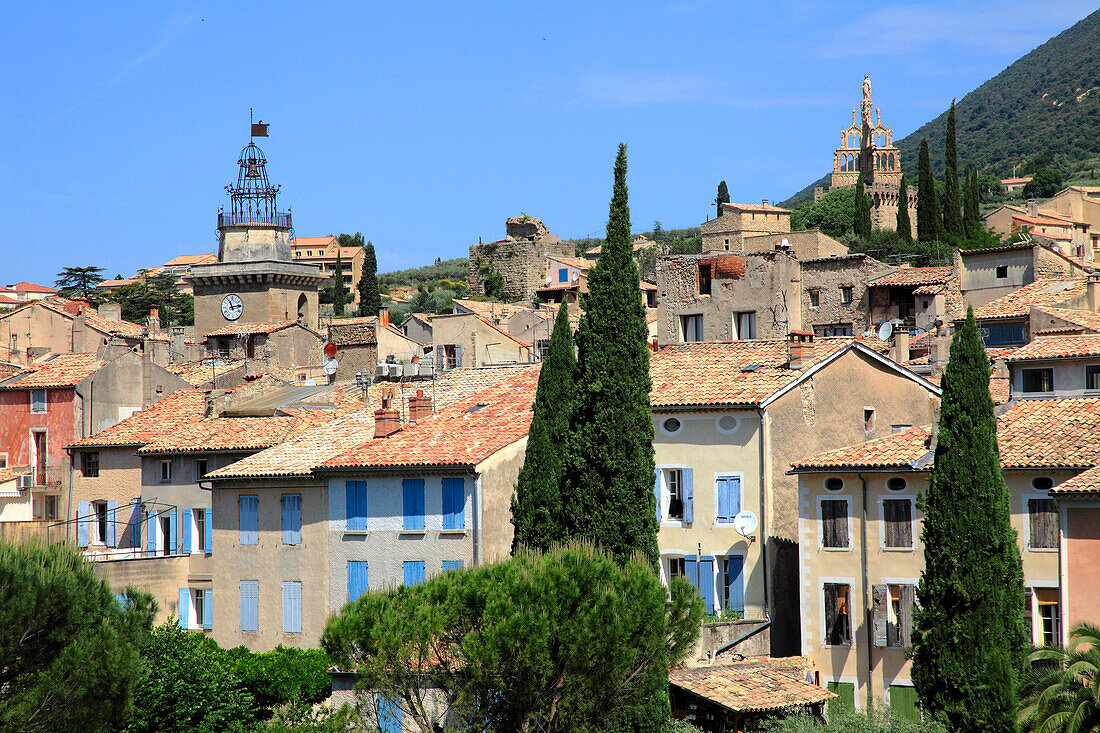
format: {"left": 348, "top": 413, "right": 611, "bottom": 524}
{"left": 297, "top": 294, "right": 308, "bottom": 322}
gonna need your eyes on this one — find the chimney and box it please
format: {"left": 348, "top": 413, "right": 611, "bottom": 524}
{"left": 374, "top": 388, "right": 400, "bottom": 438}
{"left": 892, "top": 329, "right": 910, "bottom": 364}
{"left": 380, "top": 309, "right": 390, "bottom": 328}
{"left": 788, "top": 331, "right": 815, "bottom": 370}
{"left": 761, "top": 199, "right": 770, "bottom": 206}
{"left": 650, "top": 336, "right": 660, "bottom": 352}
{"left": 1089, "top": 273, "right": 1100, "bottom": 312}
{"left": 408, "top": 389, "right": 432, "bottom": 422}
{"left": 149, "top": 306, "right": 160, "bottom": 332}
{"left": 98, "top": 302, "right": 122, "bottom": 323}
{"left": 1027, "top": 199, "right": 1038, "bottom": 217}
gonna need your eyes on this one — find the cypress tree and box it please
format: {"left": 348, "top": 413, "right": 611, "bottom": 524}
{"left": 911, "top": 307, "right": 1027, "bottom": 732}
{"left": 853, "top": 174, "right": 872, "bottom": 238}
{"left": 896, "top": 175, "right": 912, "bottom": 244}
{"left": 716, "top": 180, "right": 730, "bottom": 217}
{"left": 358, "top": 241, "right": 382, "bottom": 317}
{"left": 332, "top": 249, "right": 347, "bottom": 316}
{"left": 942, "top": 100, "right": 963, "bottom": 242}
{"left": 511, "top": 302, "right": 576, "bottom": 554}
{"left": 563, "top": 144, "right": 658, "bottom": 568}
{"left": 916, "top": 139, "right": 941, "bottom": 243}
{"left": 963, "top": 168, "right": 980, "bottom": 239}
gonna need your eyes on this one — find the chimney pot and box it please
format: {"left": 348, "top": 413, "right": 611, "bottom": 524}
{"left": 788, "top": 330, "right": 815, "bottom": 370}
{"left": 650, "top": 336, "right": 659, "bottom": 352}
{"left": 380, "top": 309, "right": 390, "bottom": 328}
{"left": 373, "top": 408, "right": 401, "bottom": 438}
{"left": 408, "top": 393, "right": 432, "bottom": 422}
{"left": 762, "top": 199, "right": 769, "bottom": 206}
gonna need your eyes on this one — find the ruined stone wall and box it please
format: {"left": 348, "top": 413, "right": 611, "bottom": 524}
{"left": 801, "top": 255, "right": 893, "bottom": 334}
{"left": 467, "top": 236, "right": 574, "bottom": 302}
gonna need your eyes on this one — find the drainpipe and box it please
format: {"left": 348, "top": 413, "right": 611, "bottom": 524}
{"left": 858, "top": 471, "right": 873, "bottom": 705}
{"left": 756, "top": 409, "right": 770, "bottom": 617}
{"left": 69, "top": 385, "right": 87, "bottom": 541}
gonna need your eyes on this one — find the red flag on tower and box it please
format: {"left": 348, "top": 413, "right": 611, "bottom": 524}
{"left": 251, "top": 121, "right": 269, "bottom": 137}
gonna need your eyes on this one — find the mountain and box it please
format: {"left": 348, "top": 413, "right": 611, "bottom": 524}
{"left": 781, "top": 8, "right": 1100, "bottom": 208}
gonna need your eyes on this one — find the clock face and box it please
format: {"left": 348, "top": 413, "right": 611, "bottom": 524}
{"left": 221, "top": 294, "right": 243, "bottom": 321}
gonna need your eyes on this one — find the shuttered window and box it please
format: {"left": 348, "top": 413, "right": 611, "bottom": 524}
{"left": 442, "top": 560, "right": 464, "bottom": 572}
{"left": 346, "top": 481, "right": 368, "bottom": 532}
{"left": 715, "top": 476, "right": 741, "bottom": 524}
{"left": 403, "top": 479, "right": 425, "bottom": 531}
{"left": 282, "top": 581, "right": 302, "bottom": 634}
{"left": 1029, "top": 498, "right": 1058, "bottom": 549}
{"left": 377, "top": 695, "right": 402, "bottom": 733}
{"left": 883, "top": 499, "right": 912, "bottom": 548}
{"left": 347, "top": 561, "right": 369, "bottom": 602}
{"left": 724, "top": 555, "right": 744, "bottom": 615}
{"left": 240, "top": 580, "right": 259, "bottom": 632}
{"left": 239, "top": 495, "right": 259, "bottom": 545}
{"left": 442, "top": 478, "right": 464, "bottom": 530}
{"left": 821, "top": 500, "right": 849, "bottom": 548}
{"left": 403, "top": 561, "right": 425, "bottom": 586}
{"left": 203, "top": 589, "right": 213, "bottom": 630}
{"left": 30, "top": 389, "right": 47, "bottom": 413}
{"left": 824, "top": 583, "right": 851, "bottom": 646}
{"left": 282, "top": 494, "right": 302, "bottom": 545}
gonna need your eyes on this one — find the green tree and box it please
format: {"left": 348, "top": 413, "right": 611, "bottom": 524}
{"left": 911, "top": 307, "right": 1027, "bottom": 732}
{"left": 55, "top": 266, "right": 106, "bottom": 300}
{"left": 564, "top": 144, "right": 659, "bottom": 568}
{"left": 0, "top": 540, "right": 145, "bottom": 733}
{"left": 963, "top": 167, "right": 980, "bottom": 238}
{"left": 336, "top": 232, "right": 364, "bottom": 249}
{"left": 111, "top": 272, "right": 193, "bottom": 327}
{"left": 917, "top": 138, "right": 942, "bottom": 243}
{"left": 511, "top": 302, "right": 577, "bottom": 554}
{"left": 1024, "top": 167, "right": 1065, "bottom": 199}
{"left": 942, "top": 101, "right": 964, "bottom": 242}
{"left": 853, "top": 174, "right": 872, "bottom": 238}
{"left": 331, "top": 250, "right": 347, "bottom": 316}
{"left": 716, "top": 180, "right": 730, "bottom": 217}
{"left": 896, "top": 175, "right": 913, "bottom": 243}
{"left": 1019, "top": 622, "right": 1100, "bottom": 733}
{"left": 321, "top": 544, "right": 703, "bottom": 733}
{"left": 220, "top": 645, "right": 332, "bottom": 717}
{"left": 357, "top": 242, "right": 382, "bottom": 317}
{"left": 760, "top": 705, "right": 948, "bottom": 733}
{"left": 790, "top": 188, "right": 857, "bottom": 238}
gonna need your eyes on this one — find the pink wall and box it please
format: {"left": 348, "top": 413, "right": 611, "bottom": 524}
{"left": 1067, "top": 507, "right": 1100, "bottom": 627}
{"left": 0, "top": 389, "right": 77, "bottom": 481}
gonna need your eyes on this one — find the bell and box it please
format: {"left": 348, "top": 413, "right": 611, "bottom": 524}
{"left": 246, "top": 162, "right": 260, "bottom": 178}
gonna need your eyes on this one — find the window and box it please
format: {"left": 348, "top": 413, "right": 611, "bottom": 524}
{"left": 715, "top": 475, "right": 741, "bottom": 523}
{"left": 681, "top": 314, "right": 704, "bottom": 342}
{"left": 160, "top": 515, "right": 172, "bottom": 556}
{"left": 403, "top": 561, "right": 425, "bottom": 586}
{"left": 240, "top": 580, "right": 259, "bottom": 632}
{"left": 840, "top": 286, "right": 853, "bottom": 305}
{"left": 996, "top": 265, "right": 1008, "bottom": 279}
{"left": 722, "top": 555, "right": 745, "bottom": 615}
{"left": 824, "top": 583, "right": 852, "bottom": 645}
{"left": 81, "top": 451, "right": 100, "bottom": 478}
{"left": 30, "top": 389, "right": 46, "bottom": 413}
{"left": 982, "top": 321, "right": 1026, "bottom": 346}
{"left": 814, "top": 324, "right": 853, "bottom": 337}
{"left": 660, "top": 417, "right": 682, "bottom": 436}
{"left": 715, "top": 415, "right": 739, "bottom": 434}
{"left": 808, "top": 290, "right": 820, "bottom": 308}
{"left": 44, "top": 495, "right": 58, "bottom": 521}
{"left": 686, "top": 555, "right": 716, "bottom": 614}
{"left": 821, "top": 499, "right": 849, "bottom": 548}
{"left": 883, "top": 498, "right": 913, "bottom": 549}
{"left": 1036, "top": 587, "right": 1061, "bottom": 646}
{"left": 195, "top": 459, "right": 208, "bottom": 481}
{"left": 194, "top": 509, "right": 206, "bottom": 554}
{"left": 1022, "top": 368, "right": 1054, "bottom": 393}
{"left": 282, "top": 494, "right": 302, "bottom": 545}
{"left": 733, "top": 312, "right": 756, "bottom": 340}
{"left": 1031, "top": 476, "right": 1054, "bottom": 491}
{"left": 668, "top": 557, "right": 686, "bottom": 580}
{"left": 1088, "top": 365, "right": 1100, "bottom": 391}
{"left": 558, "top": 267, "right": 568, "bottom": 283}
{"left": 239, "top": 495, "right": 259, "bottom": 545}
{"left": 874, "top": 583, "right": 916, "bottom": 648}
{"left": 666, "top": 469, "right": 684, "bottom": 520}
{"left": 1028, "top": 498, "right": 1058, "bottom": 549}
{"left": 443, "top": 344, "right": 462, "bottom": 369}
{"left": 824, "top": 477, "right": 844, "bottom": 492}
{"left": 402, "top": 478, "right": 425, "bottom": 531}
{"left": 346, "top": 481, "right": 368, "bottom": 532}
{"left": 191, "top": 588, "right": 205, "bottom": 630}
{"left": 886, "top": 477, "right": 908, "bottom": 491}
{"left": 864, "top": 408, "right": 875, "bottom": 432}
{"left": 891, "top": 424, "right": 912, "bottom": 434}
{"left": 536, "top": 339, "right": 550, "bottom": 359}
{"left": 159, "top": 460, "right": 172, "bottom": 483}
{"left": 442, "top": 478, "right": 465, "bottom": 530}
{"left": 282, "top": 581, "right": 302, "bottom": 633}
{"left": 698, "top": 264, "right": 712, "bottom": 295}
{"left": 93, "top": 501, "right": 108, "bottom": 544}
{"left": 348, "top": 561, "right": 369, "bottom": 601}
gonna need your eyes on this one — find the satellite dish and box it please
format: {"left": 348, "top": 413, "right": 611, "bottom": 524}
{"left": 323, "top": 342, "right": 338, "bottom": 360}
{"left": 780, "top": 237, "right": 790, "bottom": 248}
{"left": 546, "top": 275, "right": 552, "bottom": 284}
{"left": 323, "top": 359, "right": 339, "bottom": 376}
{"left": 733, "top": 510, "right": 758, "bottom": 538}
{"left": 877, "top": 321, "right": 893, "bottom": 340}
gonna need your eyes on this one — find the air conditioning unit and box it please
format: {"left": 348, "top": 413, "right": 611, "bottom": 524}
{"left": 16, "top": 474, "right": 33, "bottom": 491}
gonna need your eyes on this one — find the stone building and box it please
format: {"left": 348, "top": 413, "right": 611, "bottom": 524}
{"left": 327, "top": 314, "right": 424, "bottom": 381}
{"left": 701, "top": 202, "right": 792, "bottom": 253}
{"left": 467, "top": 216, "right": 574, "bottom": 301}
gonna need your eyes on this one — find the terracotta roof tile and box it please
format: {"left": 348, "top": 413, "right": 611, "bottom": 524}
{"left": 163, "top": 254, "right": 217, "bottom": 267}
{"left": 15, "top": 297, "right": 148, "bottom": 339}
{"left": 1006, "top": 334, "right": 1100, "bottom": 361}
{"left": 670, "top": 659, "right": 833, "bottom": 713}
{"left": 971, "top": 280, "right": 1086, "bottom": 321}
{"left": 722, "top": 202, "right": 791, "bottom": 214}
{"left": 71, "top": 389, "right": 209, "bottom": 448}
{"left": 869, "top": 266, "right": 954, "bottom": 288}
{"left": 546, "top": 256, "right": 594, "bottom": 270}
{"left": 204, "top": 320, "right": 306, "bottom": 338}
{"left": 168, "top": 359, "right": 246, "bottom": 386}
{"left": 1051, "top": 465, "right": 1100, "bottom": 495}
{"left": 0, "top": 353, "right": 102, "bottom": 389}
{"left": 8, "top": 282, "right": 58, "bottom": 293}
{"left": 0, "top": 466, "right": 30, "bottom": 484}
{"left": 1033, "top": 307, "right": 1100, "bottom": 333}
{"left": 137, "top": 412, "right": 333, "bottom": 455}
{"left": 452, "top": 300, "right": 533, "bottom": 320}
{"left": 990, "top": 377, "right": 1011, "bottom": 405}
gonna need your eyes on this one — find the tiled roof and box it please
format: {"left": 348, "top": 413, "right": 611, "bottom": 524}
{"left": 204, "top": 320, "right": 303, "bottom": 338}
{"left": 547, "top": 256, "right": 594, "bottom": 270}
{"left": 869, "top": 266, "right": 954, "bottom": 288}
{"left": 1006, "top": 335, "right": 1100, "bottom": 361}
{"left": 670, "top": 659, "right": 833, "bottom": 713}
{"left": 0, "top": 466, "right": 30, "bottom": 484}
{"left": 1001, "top": 177, "right": 1032, "bottom": 185}
{"left": 70, "top": 389, "right": 209, "bottom": 448}
{"left": 11, "top": 297, "right": 148, "bottom": 339}
{"left": 0, "top": 353, "right": 102, "bottom": 389}
{"left": 971, "top": 280, "right": 1086, "bottom": 321}
{"left": 0, "top": 294, "right": 20, "bottom": 305}
{"left": 794, "top": 397, "right": 1100, "bottom": 472}
{"left": 1051, "top": 465, "right": 1100, "bottom": 495}
{"left": 650, "top": 338, "right": 853, "bottom": 408}
{"left": 168, "top": 359, "right": 246, "bottom": 386}
{"left": 319, "top": 370, "right": 538, "bottom": 470}
{"left": 291, "top": 236, "right": 337, "bottom": 247}
{"left": 163, "top": 254, "right": 217, "bottom": 267}
{"left": 451, "top": 300, "right": 532, "bottom": 320}
{"left": 585, "top": 241, "right": 656, "bottom": 255}
{"left": 1013, "top": 213, "right": 1074, "bottom": 229}
{"left": 990, "top": 377, "right": 1011, "bottom": 405}
{"left": 208, "top": 365, "right": 538, "bottom": 478}
{"left": 1033, "top": 307, "right": 1100, "bottom": 333}
{"left": 722, "top": 202, "right": 791, "bottom": 214}
{"left": 9, "top": 282, "right": 58, "bottom": 293}
{"left": 137, "top": 411, "right": 334, "bottom": 455}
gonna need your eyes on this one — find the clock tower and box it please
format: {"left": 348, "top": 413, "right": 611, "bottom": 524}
{"left": 188, "top": 134, "right": 326, "bottom": 342}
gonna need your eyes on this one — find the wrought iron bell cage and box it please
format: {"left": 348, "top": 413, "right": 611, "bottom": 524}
{"left": 218, "top": 142, "right": 291, "bottom": 229}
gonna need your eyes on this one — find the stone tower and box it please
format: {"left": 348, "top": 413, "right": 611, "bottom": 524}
{"left": 188, "top": 140, "right": 326, "bottom": 342}
{"left": 467, "top": 215, "right": 574, "bottom": 302}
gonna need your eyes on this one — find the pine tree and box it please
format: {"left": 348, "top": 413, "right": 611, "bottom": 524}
{"left": 563, "top": 144, "right": 659, "bottom": 568}
{"left": 942, "top": 101, "right": 964, "bottom": 242}
{"left": 716, "top": 180, "right": 730, "bottom": 217}
{"left": 911, "top": 307, "right": 1027, "bottom": 733}
{"left": 916, "top": 139, "right": 941, "bottom": 243}
{"left": 358, "top": 241, "right": 382, "bottom": 317}
{"left": 853, "top": 174, "right": 872, "bottom": 238}
{"left": 332, "top": 249, "right": 347, "bottom": 316}
{"left": 896, "top": 175, "right": 913, "bottom": 244}
{"left": 511, "top": 302, "right": 576, "bottom": 554}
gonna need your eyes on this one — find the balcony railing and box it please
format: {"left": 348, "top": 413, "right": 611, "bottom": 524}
{"left": 33, "top": 465, "right": 64, "bottom": 487}
{"left": 217, "top": 211, "right": 292, "bottom": 229}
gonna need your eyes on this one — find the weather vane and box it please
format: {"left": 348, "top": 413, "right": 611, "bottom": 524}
{"left": 250, "top": 108, "right": 269, "bottom": 141}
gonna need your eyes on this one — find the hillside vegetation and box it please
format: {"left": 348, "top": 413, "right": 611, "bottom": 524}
{"left": 782, "top": 8, "right": 1100, "bottom": 207}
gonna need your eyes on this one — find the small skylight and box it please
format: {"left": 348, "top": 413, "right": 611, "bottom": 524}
{"left": 464, "top": 404, "right": 488, "bottom": 413}
{"left": 741, "top": 364, "right": 763, "bottom": 372}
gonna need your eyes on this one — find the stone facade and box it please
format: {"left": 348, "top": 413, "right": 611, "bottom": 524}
{"left": 701, "top": 202, "right": 791, "bottom": 253}
{"left": 802, "top": 254, "right": 894, "bottom": 336}
{"left": 467, "top": 216, "right": 574, "bottom": 302}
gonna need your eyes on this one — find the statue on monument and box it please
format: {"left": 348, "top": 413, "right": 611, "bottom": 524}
{"left": 862, "top": 74, "right": 872, "bottom": 102}
{"left": 860, "top": 74, "right": 874, "bottom": 130}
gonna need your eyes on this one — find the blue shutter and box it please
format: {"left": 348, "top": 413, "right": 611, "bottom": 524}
{"left": 77, "top": 501, "right": 89, "bottom": 547}
{"left": 129, "top": 499, "right": 141, "bottom": 548}
{"left": 282, "top": 494, "right": 301, "bottom": 545}
{"left": 239, "top": 496, "right": 258, "bottom": 545}
{"left": 377, "top": 695, "right": 402, "bottom": 733}
{"left": 147, "top": 511, "right": 157, "bottom": 553}
{"left": 716, "top": 477, "right": 729, "bottom": 523}
{"left": 442, "top": 478, "right": 464, "bottom": 530}
{"left": 404, "top": 560, "right": 425, "bottom": 586}
{"left": 558, "top": 267, "right": 568, "bottom": 282}
{"left": 179, "top": 588, "right": 190, "bottom": 629}
{"left": 727, "top": 555, "right": 745, "bottom": 614}
{"left": 346, "top": 481, "right": 367, "bottom": 532}
{"left": 442, "top": 560, "right": 463, "bottom": 572}
{"left": 685, "top": 554, "right": 698, "bottom": 595}
{"left": 169, "top": 508, "right": 178, "bottom": 555}
{"left": 699, "top": 555, "right": 716, "bottom": 615}
{"left": 347, "top": 561, "right": 369, "bottom": 602}
{"left": 105, "top": 500, "right": 118, "bottom": 547}
{"left": 283, "top": 581, "right": 302, "bottom": 633}
{"left": 205, "top": 508, "right": 213, "bottom": 553}
{"left": 203, "top": 589, "right": 213, "bottom": 630}
{"left": 240, "top": 580, "right": 258, "bottom": 632}
{"left": 730, "top": 476, "right": 742, "bottom": 517}
{"left": 181, "top": 508, "right": 192, "bottom": 554}
{"left": 654, "top": 468, "right": 662, "bottom": 522}
{"left": 403, "top": 479, "right": 425, "bottom": 531}
{"left": 683, "top": 469, "right": 694, "bottom": 523}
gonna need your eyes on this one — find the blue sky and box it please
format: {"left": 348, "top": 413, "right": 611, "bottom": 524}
{"left": 1, "top": 1, "right": 1094, "bottom": 284}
